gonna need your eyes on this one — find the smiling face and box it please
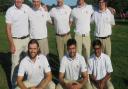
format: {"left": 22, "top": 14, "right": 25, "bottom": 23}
{"left": 28, "top": 43, "right": 39, "bottom": 60}
{"left": 14, "top": 0, "right": 24, "bottom": 9}
{"left": 67, "top": 44, "right": 77, "bottom": 59}
{"left": 33, "top": 0, "right": 41, "bottom": 9}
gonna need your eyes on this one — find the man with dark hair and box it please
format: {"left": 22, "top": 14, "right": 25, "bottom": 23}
{"left": 91, "top": 0, "right": 115, "bottom": 57}
{"left": 56, "top": 38, "right": 91, "bottom": 89}
{"left": 88, "top": 39, "right": 114, "bottom": 89}
{"left": 16, "top": 39, "right": 55, "bottom": 89}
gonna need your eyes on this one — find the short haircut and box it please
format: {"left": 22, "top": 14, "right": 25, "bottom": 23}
{"left": 28, "top": 39, "right": 39, "bottom": 48}
{"left": 67, "top": 38, "right": 77, "bottom": 47}
{"left": 92, "top": 39, "right": 102, "bottom": 48}
{"left": 98, "top": 0, "right": 108, "bottom": 3}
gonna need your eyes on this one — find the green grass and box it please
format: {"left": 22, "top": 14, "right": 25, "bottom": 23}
{"left": 0, "top": 14, "right": 128, "bottom": 89}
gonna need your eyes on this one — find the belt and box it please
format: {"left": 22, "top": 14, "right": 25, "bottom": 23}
{"left": 82, "top": 34, "right": 87, "bottom": 37}
{"left": 96, "top": 35, "right": 110, "bottom": 39}
{"left": 13, "top": 35, "right": 29, "bottom": 39}
{"left": 56, "top": 32, "right": 70, "bottom": 37}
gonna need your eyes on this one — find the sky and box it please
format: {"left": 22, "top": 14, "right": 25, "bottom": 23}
{"left": 42, "top": 0, "right": 77, "bottom": 6}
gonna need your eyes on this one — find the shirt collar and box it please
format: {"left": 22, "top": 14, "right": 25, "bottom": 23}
{"left": 77, "top": 3, "right": 86, "bottom": 8}
{"left": 67, "top": 53, "right": 79, "bottom": 61}
{"left": 14, "top": 4, "right": 23, "bottom": 10}
{"left": 27, "top": 54, "right": 40, "bottom": 63}
{"left": 98, "top": 8, "right": 108, "bottom": 13}
{"left": 56, "top": 4, "right": 65, "bottom": 9}
{"left": 94, "top": 53, "right": 103, "bottom": 60}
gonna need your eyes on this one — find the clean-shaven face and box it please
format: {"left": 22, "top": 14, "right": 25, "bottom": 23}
{"left": 33, "top": 0, "right": 41, "bottom": 9}
{"left": 67, "top": 44, "right": 77, "bottom": 59}
{"left": 99, "top": 0, "right": 106, "bottom": 10}
{"left": 94, "top": 45, "right": 102, "bottom": 57}
{"left": 15, "top": 0, "right": 24, "bottom": 9}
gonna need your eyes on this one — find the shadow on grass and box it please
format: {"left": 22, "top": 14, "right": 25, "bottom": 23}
{"left": 47, "top": 53, "right": 60, "bottom": 84}
{"left": 0, "top": 52, "right": 12, "bottom": 89}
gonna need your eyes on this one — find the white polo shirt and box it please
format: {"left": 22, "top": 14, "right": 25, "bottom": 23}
{"left": 88, "top": 53, "right": 113, "bottom": 80}
{"left": 18, "top": 54, "right": 51, "bottom": 86}
{"left": 49, "top": 5, "right": 71, "bottom": 34}
{"left": 70, "top": 4, "right": 94, "bottom": 35}
{"left": 60, "top": 53, "right": 87, "bottom": 80}
{"left": 5, "top": 4, "right": 30, "bottom": 37}
{"left": 92, "top": 9, "right": 115, "bottom": 37}
{"left": 29, "top": 6, "right": 52, "bottom": 39}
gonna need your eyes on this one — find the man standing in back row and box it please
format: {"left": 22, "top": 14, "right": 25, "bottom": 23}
{"left": 91, "top": 0, "right": 115, "bottom": 57}
{"left": 29, "top": 0, "right": 52, "bottom": 56}
{"left": 49, "top": 0, "right": 71, "bottom": 61}
{"left": 5, "top": 0, "right": 30, "bottom": 88}
{"left": 70, "top": 0, "right": 94, "bottom": 64}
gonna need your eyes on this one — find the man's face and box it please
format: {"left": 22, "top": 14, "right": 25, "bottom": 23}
{"left": 94, "top": 45, "right": 102, "bottom": 57}
{"left": 33, "top": 0, "right": 41, "bottom": 9}
{"left": 57, "top": 0, "right": 64, "bottom": 7}
{"left": 67, "top": 44, "right": 77, "bottom": 59}
{"left": 28, "top": 43, "right": 39, "bottom": 59}
{"left": 77, "top": 0, "right": 85, "bottom": 5}
{"left": 99, "top": 0, "right": 106, "bottom": 10}
{"left": 15, "top": 0, "right": 24, "bottom": 8}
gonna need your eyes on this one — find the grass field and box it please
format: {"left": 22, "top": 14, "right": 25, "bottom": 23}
{"left": 0, "top": 14, "right": 128, "bottom": 89}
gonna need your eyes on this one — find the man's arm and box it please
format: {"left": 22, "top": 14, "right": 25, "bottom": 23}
{"left": 36, "top": 72, "right": 52, "bottom": 89}
{"left": 17, "top": 76, "right": 28, "bottom": 89}
{"left": 98, "top": 73, "right": 111, "bottom": 89}
{"left": 76, "top": 71, "right": 88, "bottom": 89}
{"left": 59, "top": 72, "right": 72, "bottom": 89}
{"left": 6, "top": 23, "right": 15, "bottom": 54}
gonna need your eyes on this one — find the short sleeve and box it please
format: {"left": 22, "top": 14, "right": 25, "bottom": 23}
{"left": 49, "top": 8, "right": 54, "bottom": 17}
{"left": 80, "top": 56, "right": 87, "bottom": 72}
{"left": 5, "top": 9, "right": 13, "bottom": 24}
{"left": 18, "top": 60, "right": 26, "bottom": 76}
{"left": 105, "top": 56, "right": 113, "bottom": 73}
{"left": 43, "top": 56, "right": 51, "bottom": 73}
{"left": 47, "top": 12, "right": 52, "bottom": 23}
{"left": 59, "top": 57, "right": 66, "bottom": 73}
{"left": 88, "top": 58, "right": 93, "bottom": 74}
{"left": 110, "top": 13, "right": 115, "bottom": 25}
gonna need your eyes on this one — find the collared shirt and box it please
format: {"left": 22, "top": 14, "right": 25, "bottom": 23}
{"left": 88, "top": 53, "right": 113, "bottom": 80}
{"left": 60, "top": 53, "right": 87, "bottom": 80}
{"left": 49, "top": 5, "right": 71, "bottom": 34}
{"left": 70, "top": 4, "right": 94, "bottom": 35}
{"left": 18, "top": 54, "right": 51, "bottom": 86}
{"left": 5, "top": 4, "right": 30, "bottom": 37}
{"left": 91, "top": 8, "right": 115, "bottom": 37}
{"left": 29, "top": 6, "right": 52, "bottom": 39}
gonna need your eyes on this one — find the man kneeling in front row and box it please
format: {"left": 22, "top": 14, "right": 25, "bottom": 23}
{"left": 16, "top": 39, "right": 55, "bottom": 89}
{"left": 88, "top": 39, "right": 114, "bottom": 89}
{"left": 56, "top": 38, "right": 91, "bottom": 89}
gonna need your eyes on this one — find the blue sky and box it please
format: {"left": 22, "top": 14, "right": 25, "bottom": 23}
{"left": 42, "top": 0, "right": 77, "bottom": 6}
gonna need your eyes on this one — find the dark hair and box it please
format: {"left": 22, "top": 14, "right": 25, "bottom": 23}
{"left": 98, "top": 0, "right": 108, "bottom": 3}
{"left": 28, "top": 39, "right": 41, "bottom": 54}
{"left": 28, "top": 39, "right": 39, "bottom": 47}
{"left": 92, "top": 39, "right": 102, "bottom": 48}
{"left": 67, "top": 38, "right": 77, "bottom": 47}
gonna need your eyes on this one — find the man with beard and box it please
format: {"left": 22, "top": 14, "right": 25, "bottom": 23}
{"left": 56, "top": 39, "right": 91, "bottom": 89}
{"left": 16, "top": 39, "right": 55, "bottom": 89}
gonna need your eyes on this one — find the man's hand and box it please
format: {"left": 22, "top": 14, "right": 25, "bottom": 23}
{"left": 65, "top": 82, "right": 73, "bottom": 89}
{"left": 71, "top": 82, "right": 82, "bottom": 89}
